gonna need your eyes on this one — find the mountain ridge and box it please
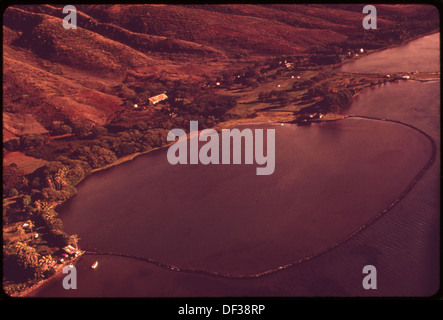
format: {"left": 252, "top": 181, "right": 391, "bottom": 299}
{"left": 3, "top": 4, "right": 439, "bottom": 140}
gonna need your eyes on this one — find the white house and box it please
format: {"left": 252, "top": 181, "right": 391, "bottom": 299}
{"left": 149, "top": 93, "right": 168, "bottom": 105}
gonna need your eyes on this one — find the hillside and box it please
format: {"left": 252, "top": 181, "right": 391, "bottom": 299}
{"left": 2, "top": 4, "right": 440, "bottom": 296}
{"left": 3, "top": 4, "right": 439, "bottom": 138}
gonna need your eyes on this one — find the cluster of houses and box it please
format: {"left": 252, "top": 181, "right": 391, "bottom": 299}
{"left": 294, "top": 112, "right": 324, "bottom": 125}
{"left": 384, "top": 73, "right": 412, "bottom": 80}
{"left": 275, "top": 58, "right": 296, "bottom": 70}
{"left": 55, "top": 245, "right": 82, "bottom": 264}
{"left": 278, "top": 56, "right": 311, "bottom": 71}
{"left": 347, "top": 48, "right": 365, "bottom": 57}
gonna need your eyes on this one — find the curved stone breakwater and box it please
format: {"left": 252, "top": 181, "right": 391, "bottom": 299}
{"left": 83, "top": 115, "right": 437, "bottom": 280}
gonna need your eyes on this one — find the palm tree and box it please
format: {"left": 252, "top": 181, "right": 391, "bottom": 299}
{"left": 70, "top": 234, "right": 80, "bottom": 251}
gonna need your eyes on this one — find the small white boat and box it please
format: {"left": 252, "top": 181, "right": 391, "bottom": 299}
{"left": 91, "top": 261, "right": 98, "bottom": 269}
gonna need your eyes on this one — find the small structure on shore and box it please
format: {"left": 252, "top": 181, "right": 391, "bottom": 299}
{"left": 63, "top": 245, "right": 80, "bottom": 256}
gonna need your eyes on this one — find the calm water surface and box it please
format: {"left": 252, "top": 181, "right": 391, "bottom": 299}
{"left": 339, "top": 32, "right": 440, "bottom": 73}
{"left": 31, "top": 33, "right": 440, "bottom": 297}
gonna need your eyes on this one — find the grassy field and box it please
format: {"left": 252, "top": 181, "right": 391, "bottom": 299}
{"left": 3, "top": 151, "right": 49, "bottom": 174}
{"left": 214, "top": 64, "right": 396, "bottom": 120}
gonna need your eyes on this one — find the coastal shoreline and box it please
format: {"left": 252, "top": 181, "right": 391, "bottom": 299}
{"left": 31, "top": 115, "right": 436, "bottom": 282}
{"left": 10, "top": 251, "right": 85, "bottom": 298}
{"left": 331, "top": 29, "right": 440, "bottom": 71}
{"left": 18, "top": 104, "right": 438, "bottom": 297}
{"left": 11, "top": 31, "right": 439, "bottom": 297}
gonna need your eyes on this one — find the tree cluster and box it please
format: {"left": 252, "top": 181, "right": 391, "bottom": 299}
{"left": 321, "top": 89, "right": 353, "bottom": 112}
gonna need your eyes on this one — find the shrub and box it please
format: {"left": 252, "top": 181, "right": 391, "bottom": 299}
{"left": 3, "top": 241, "right": 43, "bottom": 281}
{"left": 4, "top": 138, "right": 21, "bottom": 151}
{"left": 3, "top": 164, "right": 26, "bottom": 195}
{"left": 44, "top": 229, "right": 70, "bottom": 248}
{"left": 8, "top": 188, "right": 19, "bottom": 197}
{"left": 72, "top": 145, "right": 117, "bottom": 169}
{"left": 52, "top": 124, "right": 72, "bottom": 135}
{"left": 37, "top": 209, "right": 64, "bottom": 231}
{"left": 21, "top": 134, "right": 45, "bottom": 150}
